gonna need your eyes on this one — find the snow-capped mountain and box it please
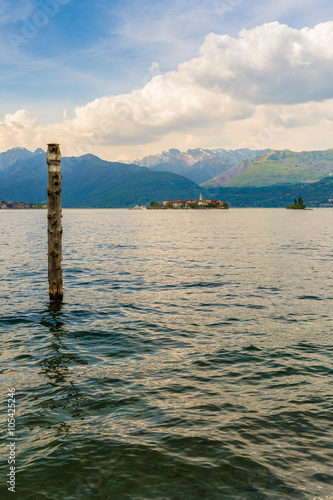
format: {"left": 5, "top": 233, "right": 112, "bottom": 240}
{"left": 134, "top": 148, "right": 269, "bottom": 184}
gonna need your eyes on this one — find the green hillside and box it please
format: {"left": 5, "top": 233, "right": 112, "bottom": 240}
{"left": 203, "top": 149, "right": 333, "bottom": 187}
{"left": 62, "top": 156, "right": 200, "bottom": 207}
{"left": 203, "top": 177, "right": 333, "bottom": 207}
{"left": 0, "top": 153, "right": 200, "bottom": 207}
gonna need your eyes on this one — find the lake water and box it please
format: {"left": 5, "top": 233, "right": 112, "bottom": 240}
{"left": 0, "top": 208, "right": 332, "bottom": 500}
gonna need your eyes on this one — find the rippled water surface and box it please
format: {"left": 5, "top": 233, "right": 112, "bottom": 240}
{"left": 1, "top": 208, "right": 332, "bottom": 499}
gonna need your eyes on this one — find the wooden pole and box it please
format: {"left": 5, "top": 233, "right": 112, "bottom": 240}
{"left": 47, "top": 143, "right": 63, "bottom": 301}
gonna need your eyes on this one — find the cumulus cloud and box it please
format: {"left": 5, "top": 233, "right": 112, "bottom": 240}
{"left": 1, "top": 21, "right": 333, "bottom": 159}
{"left": 0, "top": 110, "right": 37, "bottom": 150}
{"left": 183, "top": 22, "right": 333, "bottom": 104}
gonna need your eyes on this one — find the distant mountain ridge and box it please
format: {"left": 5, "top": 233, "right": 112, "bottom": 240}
{"left": 134, "top": 148, "right": 270, "bottom": 184}
{"left": 1, "top": 146, "right": 332, "bottom": 207}
{"left": 0, "top": 149, "right": 200, "bottom": 207}
{"left": 0, "top": 147, "right": 44, "bottom": 171}
{"left": 203, "top": 149, "right": 333, "bottom": 187}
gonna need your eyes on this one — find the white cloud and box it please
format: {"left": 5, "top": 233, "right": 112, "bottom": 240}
{"left": 182, "top": 22, "right": 333, "bottom": 104}
{"left": 1, "top": 21, "right": 333, "bottom": 159}
{"left": 0, "top": 110, "right": 37, "bottom": 150}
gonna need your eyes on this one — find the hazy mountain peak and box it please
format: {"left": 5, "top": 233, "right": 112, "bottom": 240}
{"left": 0, "top": 147, "right": 39, "bottom": 170}
{"left": 169, "top": 148, "right": 181, "bottom": 156}
{"left": 78, "top": 153, "right": 100, "bottom": 160}
{"left": 134, "top": 147, "right": 270, "bottom": 184}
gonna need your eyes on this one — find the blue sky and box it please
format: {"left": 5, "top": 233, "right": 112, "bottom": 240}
{"left": 1, "top": 0, "right": 333, "bottom": 160}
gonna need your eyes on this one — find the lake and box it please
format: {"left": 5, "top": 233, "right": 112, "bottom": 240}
{"left": 0, "top": 208, "right": 332, "bottom": 499}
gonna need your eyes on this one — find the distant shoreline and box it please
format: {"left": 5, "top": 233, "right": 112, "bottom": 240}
{"left": 0, "top": 200, "right": 46, "bottom": 210}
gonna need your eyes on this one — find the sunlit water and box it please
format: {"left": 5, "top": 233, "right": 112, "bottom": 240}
{"left": 0, "top": 208, "right": 332, "bottom": 500}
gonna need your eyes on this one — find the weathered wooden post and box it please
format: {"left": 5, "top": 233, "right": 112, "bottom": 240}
{"left": 47, "top": 143, "right": 63, "bottom": 301}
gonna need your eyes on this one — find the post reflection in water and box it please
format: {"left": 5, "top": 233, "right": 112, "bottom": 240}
{"left": 38, "top": 302, "right": 88, "bottom": 428}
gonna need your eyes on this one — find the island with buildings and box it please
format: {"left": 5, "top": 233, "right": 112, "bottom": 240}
{"left": 0, "top": 200, "right": 47, "bottom": 209}
{"left": 150, "top": 193, "right": 229, "bottom": 209}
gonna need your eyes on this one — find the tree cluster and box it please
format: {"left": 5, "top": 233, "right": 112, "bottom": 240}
{"left": 286, "top": 197, "right": 306, "bottom": 209}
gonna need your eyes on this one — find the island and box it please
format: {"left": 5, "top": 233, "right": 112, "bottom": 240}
{"left": 0, "top": 200, "right": 47, "bottom": 209}
{"left": 286, "top": 197, "right": 306, "bottom": 210}
{"left": 149, "top": 193, "right": 229, "bottom": 209}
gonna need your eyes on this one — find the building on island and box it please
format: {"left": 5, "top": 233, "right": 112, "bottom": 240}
{"left": 11, "top": 202, "right": 30, "bottom": 209}
{"left": 0, "top": 201, "right": 47, "bottom": 209}
{"left": 162, "top": 193, "right": 225, "bottom": 208}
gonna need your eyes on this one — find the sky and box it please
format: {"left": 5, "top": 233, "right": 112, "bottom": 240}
{"left": 1, "top": 0, "right": 333, "bottom": 161}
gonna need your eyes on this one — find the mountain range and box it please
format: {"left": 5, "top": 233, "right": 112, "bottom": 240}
{"left": 0, "top": 147, "right": 44, "bottom": 170}
{"left": 0, "top": 148, "right": 199, "bottom": 207}
{"left": 203, "top": 149, "right": 333, "bottom": 188}
{"left": 134, "top": 148, "right": 269, "bottom": 184}
{"left": 0, "top": 146, "right": 332, "bottom": 207}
